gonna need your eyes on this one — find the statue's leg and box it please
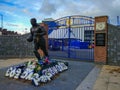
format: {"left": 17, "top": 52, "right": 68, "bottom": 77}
{"left": 34, "top": 42, "right": 41, "bottom": 61}
{"left": 37, "top": 48, "right": 44, "bottom": 59}
{"left": 33, "top": 50, "right": 41, "bottom": 61}
{"left": 43, "top": 47, "right": 49, "bottom": 57}
{"left": 39, "top": 47, "right": 49, "bottom": 64}
{"left": 40, "top": 39, "right": 49, "bottom": 57}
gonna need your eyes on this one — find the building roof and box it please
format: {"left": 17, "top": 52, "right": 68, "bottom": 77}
{"left": 43, "top": 18, "right": 54, "bottom": 21}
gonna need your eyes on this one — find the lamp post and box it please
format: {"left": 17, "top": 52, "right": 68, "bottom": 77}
{"left": 0, "top": 14, "right": 3, "bottom": 29}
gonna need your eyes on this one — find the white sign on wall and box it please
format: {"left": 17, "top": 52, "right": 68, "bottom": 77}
{"left": 96, "top": 22, "right": 106, "bottom": 31}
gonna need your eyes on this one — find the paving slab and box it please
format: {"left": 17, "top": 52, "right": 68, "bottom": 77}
{"left": 93, "top": 65, "right": 120, "bottom": 90}
{"left": 0, "top": 59, "right": 95, "bottom": 90}
{"left": 108, "top": 83, "right": 120, "bottom": 90}
{"left": 109, "top": 77, "right": 120, "bottom": 84}
{"left": 0, "top": 58, "right": 34, "bottom": 69}
{"left": 76, "top": 65, "right": 102, "bottom": 90}
{"left": 93, "top": 78, "right": 109, "bottom": 90}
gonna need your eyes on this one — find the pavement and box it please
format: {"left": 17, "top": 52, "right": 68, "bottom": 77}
{"left": 93, "top": 65, "right": 120, "bottom": 90}
{"left": 0, "top": 58, "right": 35, "bottom": 69}
{"left": 0, "top": 58, "right": 120, "bottom": 90}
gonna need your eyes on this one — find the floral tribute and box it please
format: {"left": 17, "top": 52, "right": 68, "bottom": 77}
{"left": 5, "top": 59, "right": 68, "bottom": 86}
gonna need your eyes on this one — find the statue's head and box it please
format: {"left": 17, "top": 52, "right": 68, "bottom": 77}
{"left": 30, "top": 18, "right": 37, "bottom": 26}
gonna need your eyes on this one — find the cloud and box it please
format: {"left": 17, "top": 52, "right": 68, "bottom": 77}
{"left": 39, "top": 0, "right": 56, "bottom": 15}
{"left": 87, "top": 0, "right": 120, "bottom": 24}
{"left": 22, "top": 8, "right": 34, "bottom": 17}
{"left": 4, "top": 21, "right": 30, "bottom": 34}
{"left": 48, "top": 0, "right": 120, "bottom": 25}
{"left": 48, "top": 0, "right": 93, "bottom": 19}
{"left": 1, "top": 0, "right": 120, "bottom": 34}
{"left": 38, "top": 0, "right": 95, "bottom": 19}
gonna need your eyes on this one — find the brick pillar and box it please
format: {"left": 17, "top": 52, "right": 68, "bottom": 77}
{"left": 94, "top": 16, "right": 108, "bottom": 64}
{"left": 40, "top": 23, "right": 48, "bottom": 51}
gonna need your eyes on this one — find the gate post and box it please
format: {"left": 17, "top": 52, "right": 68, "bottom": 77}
{"left": 94, "top": 16, "right": 108, "bottom": 64}
{"left": 67, "top": 16, "right": 71, "bottom": 58}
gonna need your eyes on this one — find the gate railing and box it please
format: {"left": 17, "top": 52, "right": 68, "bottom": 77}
{"left": 48, "top": 15, "right": 95, "bottom": 61}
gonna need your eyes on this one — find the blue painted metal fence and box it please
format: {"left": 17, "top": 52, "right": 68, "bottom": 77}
{"left": 48, "top": 15, "right": 94, "bottom": 61}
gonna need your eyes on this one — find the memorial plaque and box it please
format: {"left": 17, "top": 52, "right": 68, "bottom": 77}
{"left": 96, "top": 22, "right": 106, "bottom": 31}
{"left": 96, "top": 33, "right": 106, "bottom": 46}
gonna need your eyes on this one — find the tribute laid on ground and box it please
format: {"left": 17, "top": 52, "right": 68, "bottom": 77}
{"left": 5, "top": 59, "right": 68, "bottom": 86}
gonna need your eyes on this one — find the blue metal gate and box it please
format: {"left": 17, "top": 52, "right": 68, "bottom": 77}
{"left": 48, "top": 15, "right": 94, "bottom": 61}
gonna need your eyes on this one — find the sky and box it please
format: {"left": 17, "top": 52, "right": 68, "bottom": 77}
{"left": 0, "top": 0, "right": 120, "bottom": 34}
